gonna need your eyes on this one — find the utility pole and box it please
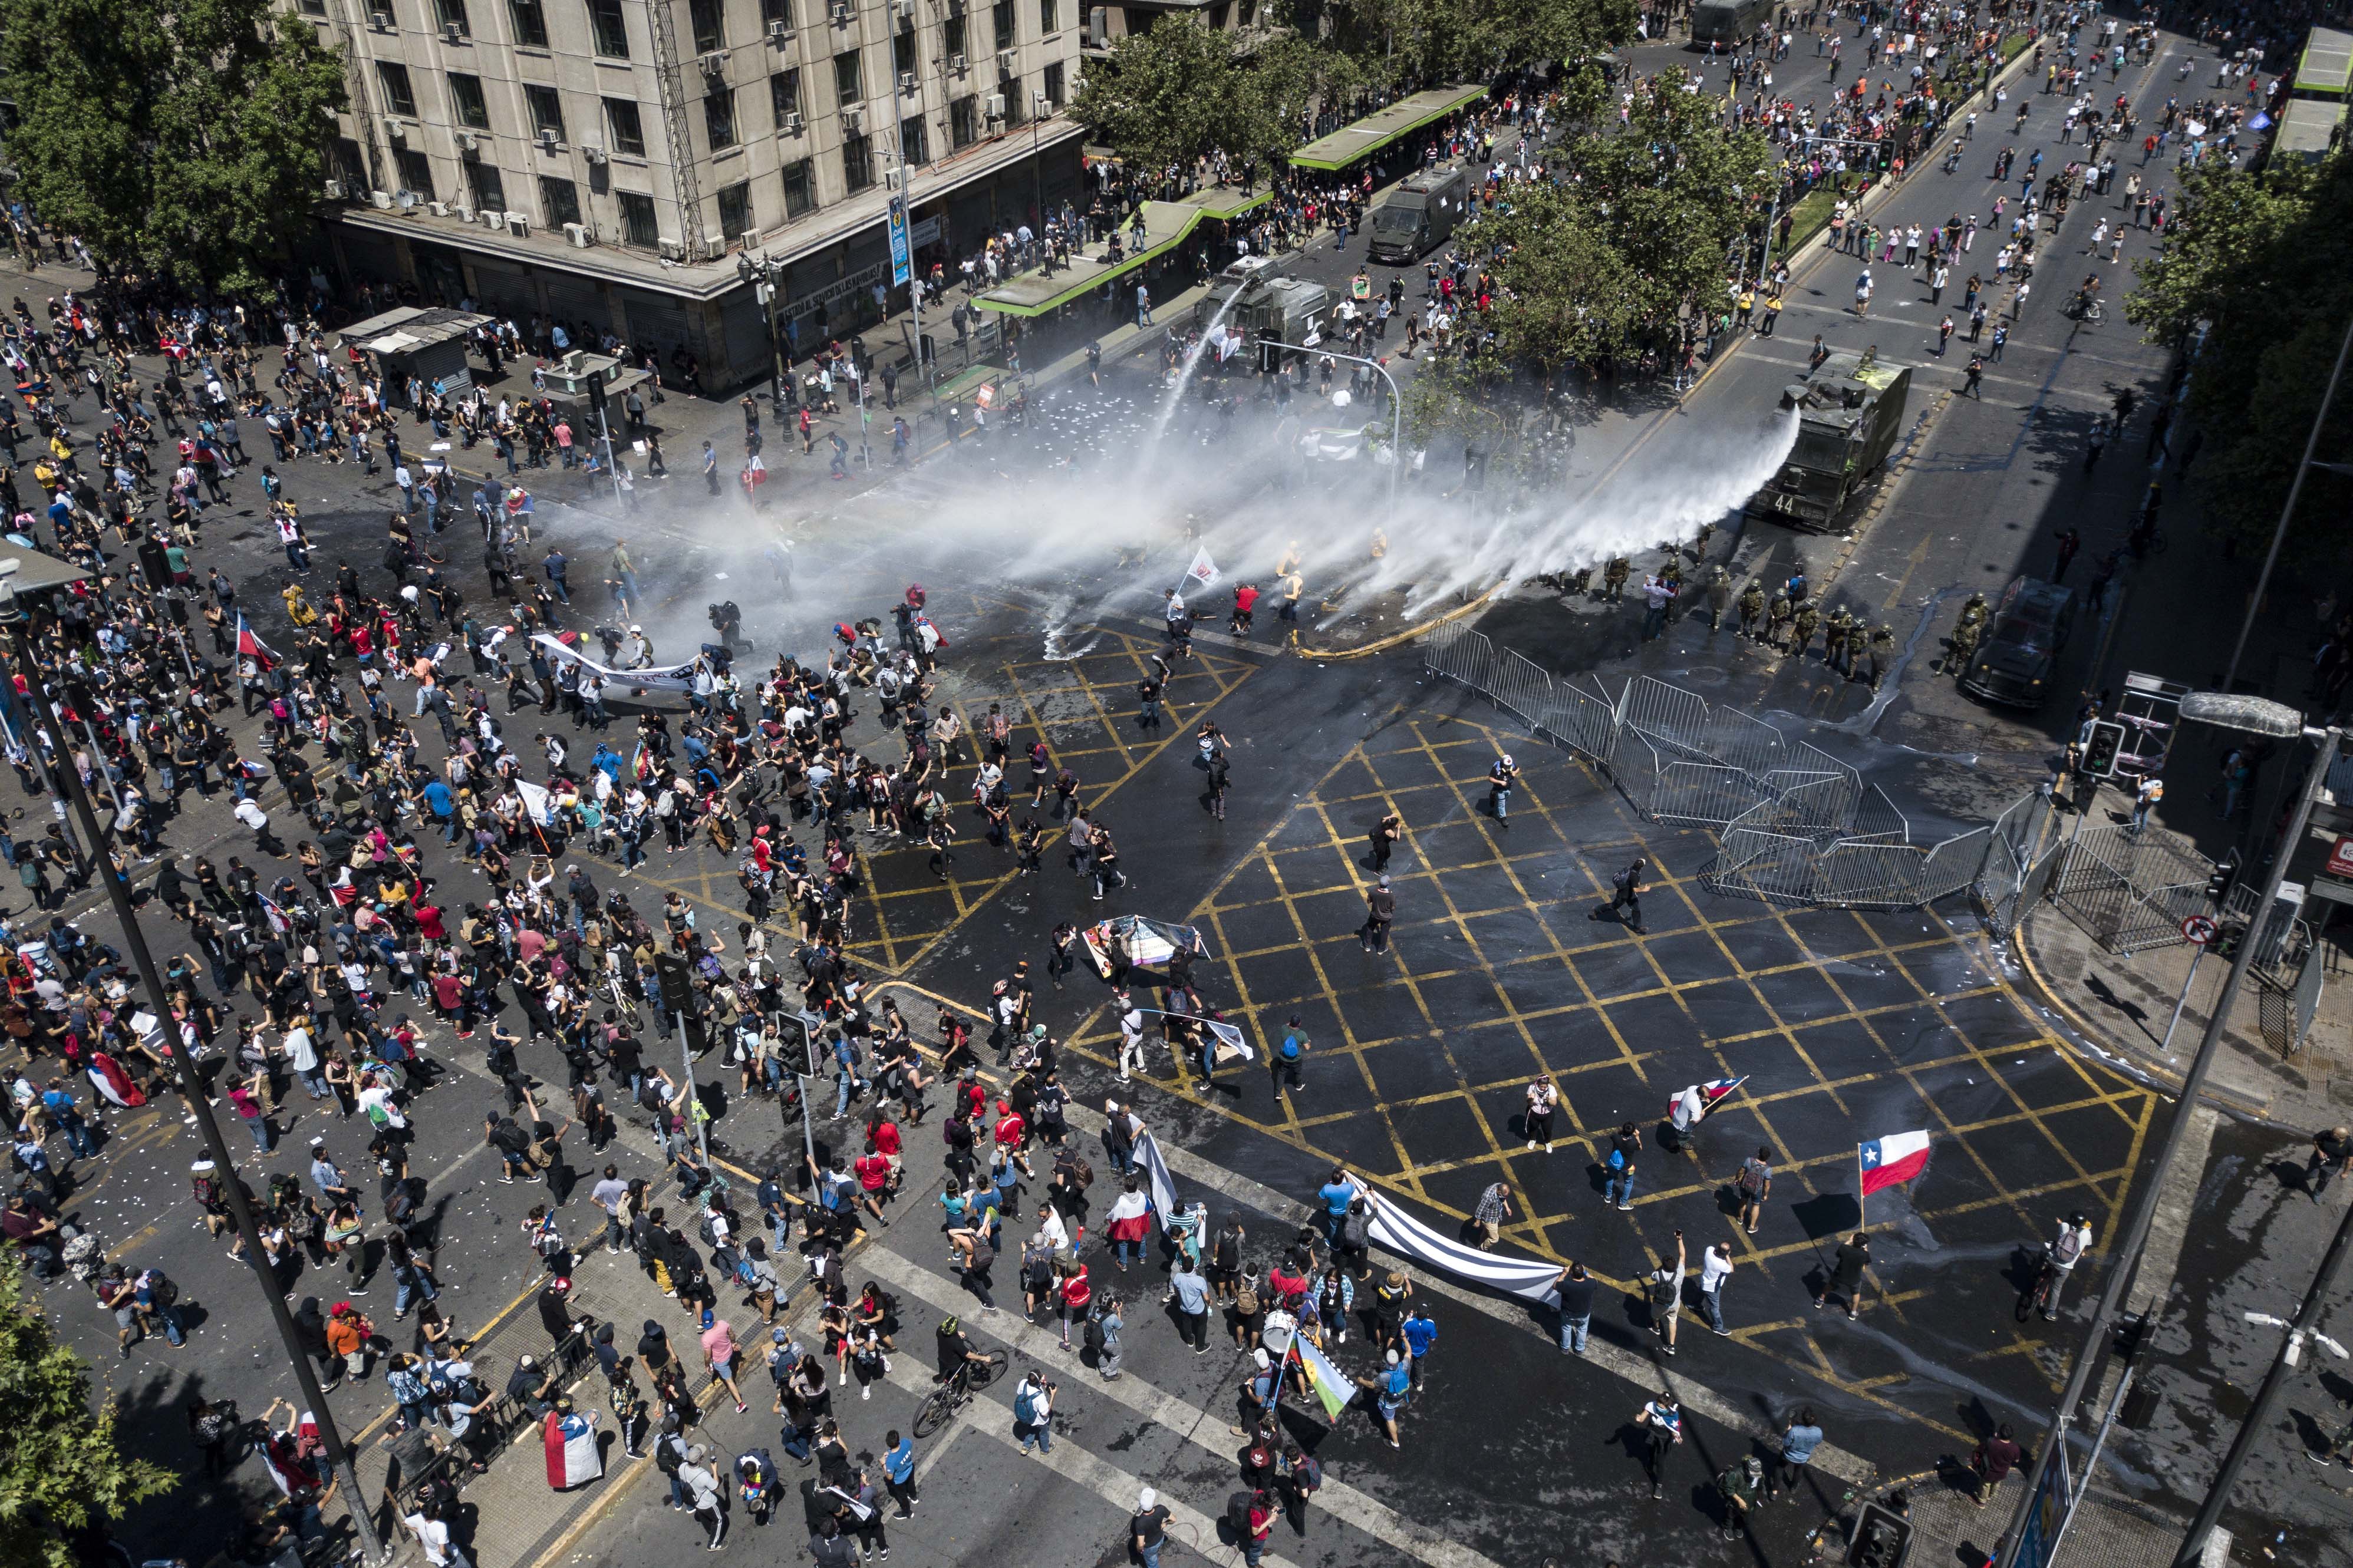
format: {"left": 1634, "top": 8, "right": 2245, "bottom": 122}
{"left": 0, "top": 560, "right": 388, "bottom": 1563}
{"left": 1996, "top": 698, "right": 2340, "bottom": 1568}
{"left": 2174, "top": 1189, "right": 2353, "bottom": 1563}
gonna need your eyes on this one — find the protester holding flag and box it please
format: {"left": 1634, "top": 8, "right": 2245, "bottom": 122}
{"left": 1816, "top": 1232, "right": 1871, "bottom": 1320}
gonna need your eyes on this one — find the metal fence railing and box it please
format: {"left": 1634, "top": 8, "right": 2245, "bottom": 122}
{"left": 1422, "top": 623, "right": 2003, "bottom": 912}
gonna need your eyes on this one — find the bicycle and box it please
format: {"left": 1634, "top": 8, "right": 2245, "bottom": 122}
{"left": 2016, "top": 1255, "right": 2063, "bottom": 1322}
{"left": 912, "top": 1351, "right": 1006, "bottom": 1438}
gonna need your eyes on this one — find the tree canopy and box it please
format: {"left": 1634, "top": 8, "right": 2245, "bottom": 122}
{"left": 0, "top": 1259, "right": 176, "bottom": 1567}
{"left": 1291, "top": 0, "right": 1635, "bottom": 91}
{"left": 2127, "top": 152, "right": 2353, "bottom": 556}
{"left": 0, "top": 0, "right": 347, "bottom": 294}
{"left": 1070, "top": 19, "right": 1334, "bottom": 169}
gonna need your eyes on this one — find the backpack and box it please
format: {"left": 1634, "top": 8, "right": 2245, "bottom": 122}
{"left": 655, "top": 1437, "right": 683, "bottom": 1477}
{"left": 1073, "top": 1158, "right": 1094, "bottom": 1190}
{"left": 1083, "top": 1310, "right": 1106, "bottom": 1355}
{"left": 1339, "top": 1212, "right": 1369, "bottom": 1250}
{"left": 1234, "top": 1285, "right": 1260, "bottom": 1316}
{"left": 698, "top": 1212, "right": 720, "bottom": 1248}
{"left": 1013, "top": 1383, "right": 1041, "bottom": 1426}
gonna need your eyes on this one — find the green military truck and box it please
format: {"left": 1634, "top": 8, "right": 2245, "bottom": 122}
{"left": 1744, "top": 354, "right": 1913, "bottom": 532}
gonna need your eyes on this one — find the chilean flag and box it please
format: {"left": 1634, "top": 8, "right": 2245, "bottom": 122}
{"left": 543, "top": 1409, "right": 601, "bottom": 1490}
{"left": 235, "top": 613, "right": 278, "bottom": 671}
{"left": 1667, "top": 1077, "right": 1747, "bottom": 1117}
{"left": 1859, "top": 1130, "right": 1932, "bottom": 1194}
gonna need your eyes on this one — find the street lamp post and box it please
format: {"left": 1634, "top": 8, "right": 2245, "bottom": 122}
{"left": 737, "top": 252, "right": 789, "bottom": 414}
{"left": 1262, "top": 336, "right": 1402, "bottom": 509}
{"left": 1996, "top": 692, "right": 2341, "bottom": 1568}
{"left": 0, "top": 559, "right": 390, "bottom": 1562}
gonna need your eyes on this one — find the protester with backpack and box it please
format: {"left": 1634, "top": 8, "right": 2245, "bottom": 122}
{"left": 1011, "top": 1370, "right": 1054, "bottom": 1453}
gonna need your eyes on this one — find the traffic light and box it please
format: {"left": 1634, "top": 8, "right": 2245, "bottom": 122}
{"left": 2113, "top": 1310, "right": 2148, "bottom": 1364}
{"left": 2081, "top": 719, "right": 2126, "bottom": 778}
{"left": 585, "top": 367, "right": 608, "bottom": 416}
{"left": 2206, "top": 849, "right": 2242, "bottom": 906}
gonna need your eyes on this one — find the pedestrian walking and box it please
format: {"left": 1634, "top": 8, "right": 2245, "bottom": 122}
{"left": 1549, "top": 1260, "right": 1595, "bottom": 1354}
{"left": 1971, "top": 1423, "right": 2023, "bottom": 1510}
{"left": 1698, "top": 1242, "right": 1734, "bottom": 1336}
{"left": 1735, "top": 1146, "right": 1772, "bottom": 1234}
{"left": 1360, "top": 873, "right": 1395, "bottom": 953}
{"left": 1774, "top": 1408, "right": 1824, "bottom": 1501}
{"left": 1600, "top": 856, "right": 1648, "bottom": 933}
{"left": 1606, "top": 1121, "right": 1640, "bottom": 1210}
{"left": 1012, "top": 1369, "right": 1054, "bottom": 1453}
{"left": 1635, "top": 1394, "right": 1683, "bottom": 1498}
{"left": 2308, "top": 1126, "right": 2353, "bottom": 1200}
{"left": 1647, "top": 1233, "right": 1686, "bottom": 1356}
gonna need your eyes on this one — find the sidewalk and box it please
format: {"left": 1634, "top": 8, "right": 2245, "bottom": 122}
{"left": 1812, "top": 1474, "right": 2205, "bottom": 1568}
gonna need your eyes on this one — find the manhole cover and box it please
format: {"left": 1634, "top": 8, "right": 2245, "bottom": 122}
{"left": 1334, "top": 626, "right": 1365, "bottom": 643}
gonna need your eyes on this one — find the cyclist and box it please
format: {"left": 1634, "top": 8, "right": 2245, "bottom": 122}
{"left": 1487, "top": 754, "right": 1520, "bottom": 821}
{"left": 2032, "top": 1212, "right": 2094, "bottom": 1321}
{"left": 933, "top": 1316, "right": 993, "bottom": 1384}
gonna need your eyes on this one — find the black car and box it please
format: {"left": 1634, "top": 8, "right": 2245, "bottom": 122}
{"left": 1960, "top": 576, "right": 2077, "bottom": 708}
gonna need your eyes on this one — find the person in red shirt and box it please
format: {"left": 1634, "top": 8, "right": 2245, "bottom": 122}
{"left": 865, "top": 1111, "right": 904, "bottom": 1186}
{"left": 993, "top": 1101, "right": 1034, "bottom": 1179}
{"left": 1230, "top": 583, "right": 1259, "bottom": 637}
{"left": 851, "top": 1151, "right": 893, "bottom": 1225}
{"left": 1243, "top": 1491, "right": 1276, "bottom": 1567}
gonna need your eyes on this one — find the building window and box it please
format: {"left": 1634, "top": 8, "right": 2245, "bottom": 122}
{"left": 1001, "top": 72, "right": 1021, "bottom": 122}
{"left": 762, "top": 0, "right": 792, "bottom": 22}
{"left": 299, "top": 0, "right": 327, "bottom": 15}
{"left": 617, "top": 189, "right": 660, "bottom": 246}
{"left": 718, "top": 180, "right": 755, "bottom": 239}
{"left": 507, "top": 0, "right": 549, "bottom": 44}
{"left": 377, "top": 62, "right": 418, "bottom": 117}
{"left": 448, "top": 72, "right": 490, "bottom": 128}
{"left": 782, "top": 158, "right": 815, "bottom": 217}
{"left": 433, "top": 0, "right": 470, "bottom": 32}
{"left": 1043, "top": 60, "right": 1062, "bottom": 107}
{"left": 466, "top": 161, "right": 509, "bottom": 212}
{"left": 587, "top": 0, "right": 629, "bottom": 57}
{"left": 993, "top": 0, "right": 1013, "bottom": 48}
{"left": 950, "top": 94, "right": 975, "bottom": 148}
{"left": 396, "top": 147, "right": 436, "bottom": 198}
{"left": 542, "top": 175, "right": 583, "bottom": 226}
{"left": 842, "top": 131, "right": 872, "bottom": 192}
{"left": 770, "top": 70, "right": 801, "bottom": 126}
{"left": 944, "top": 13, "right": 965, "bottom": 58}
{"left": 704, "top": 86, "right": 737, "bottom": 150}
{"left": 1038, "top": 0, "right": 1054, "bottom": 32}
{"left": 604, "top": 96, "right": 646, "bottom": 154}
{"left": 833, "top": 49, "right": 860, "bottom": 108}
{"left": 525, "top": 84, "right": 565, "bottom": 138}
{"left": 690, "top": 0, "right": 724, "bottom": 51}
{"left": 893, "top": 27, "right": 916, "bottom": 77}
{"left": 900, "top": 113, "right": 928, "bottom": 165}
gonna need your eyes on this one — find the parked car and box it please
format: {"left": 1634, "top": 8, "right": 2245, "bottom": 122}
{"left": 1960, "top": 576, "right": 2077, "bottom": 707}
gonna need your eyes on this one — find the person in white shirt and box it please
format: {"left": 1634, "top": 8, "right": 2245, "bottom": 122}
{"left": 401, "top": 1504, "right": 472, "bottom": 1567}
{"left": 1698, "top": 1242, "right": 1735, "bottom": 1336}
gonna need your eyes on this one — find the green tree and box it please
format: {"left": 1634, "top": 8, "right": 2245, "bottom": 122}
{"left": 0, "top": 0, "right": 347, "bottom": 294}
{"left": 2126, "top": 154, "right": 2353, "bottom": 554}
{"left": 0, "top": 1258, "right": 176, "bottom": 1567}
{"left": 1290, "top": 0, "right": 1633, "bottom": 90}
{"left": 1072, "top": 17, "right": 1335, "bottom": 168}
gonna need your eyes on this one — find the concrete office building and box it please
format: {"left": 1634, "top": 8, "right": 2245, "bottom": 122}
{"left": 293, "top": 0, "right": 1087, "bottom": 389}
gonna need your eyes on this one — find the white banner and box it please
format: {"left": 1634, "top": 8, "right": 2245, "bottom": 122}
{"left": 1362, "top": 1188, "right": 1563, "bottom": 1306}
{"left": 1183, "top": 546, "right": 1219, "bottom": 589}
{"left": 1133, "top": 1127, "right": 1184, "bottom": 1233}
{"left": 533, "top": 632, "right": 702, "bottom": 695}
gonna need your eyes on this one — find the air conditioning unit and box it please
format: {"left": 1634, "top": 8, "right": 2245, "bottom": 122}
{"left": 841, "top": 103, "right": 863, "bottom": 131}
{"left": 369, "top": 189, "right": 395, "bottom": 208}
{"left": 427, "top": 199, "right": 451, "bottom": 216}
{"left": 482, "top": 209, "right": 505, "bottom": 229}
{"left": 457, "top": 130, "right": 480, "bottom": 156}
{"left": 443, "top": 21, "right": 463, "bottom": 42}
{"left": 780, "top": 111, "right": 804, "bottom": 133}
{"left": 898, "top": 70, "right": 916, "bottom": 93}
{"left": 1087, "top": 5, "right": 1105, "bottom": 45}
{"left": 324, "top": 179, "right": 347, "bottom": 199}
{"left": 893, "top": 0, "right": 914, "bottom": 19}
{"left": 582, "top": 142, "right": 607, "bottom": 163}
{"left": 658, "top": 237, "right": 687, "bottom": 260}
{"left": 454, "top": 202, "right": 475, "bottom": 220}
{"left": 564, "top": 221, "right": 595, "bottom": 247}
{"left": 538, "top": 128, "right": 559, "bottom": 152}
{"left": 950, "top": 50, "right": 966, "bottom": 70}
{"left": 506, "top": 213, "right": 531, "bottom": 237}
{"left": 768, "top": 18, "right": 789, "bottom": 39}
{"left": 700, "top": 49, "right": 729, "bottom": 74}
{"left": 397, "top": 189, "right": 421, "bottom": 210}
{"left": 387, "top": 120, "right": 407, "bottom": 141}
{"left": 698, "top": 236, "right": 728, "bottom": 261}
{"left": 997, "top": 48, "right": 1016, "bottom": 72}
{"left": 985, "top": 91, "right": 1005, "bottom": 119}
{"left": 828, "top": 1, "right": 849, "bottom": 22}
{"left": 369, "top": 8, "right": 393, "bottom": 27}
